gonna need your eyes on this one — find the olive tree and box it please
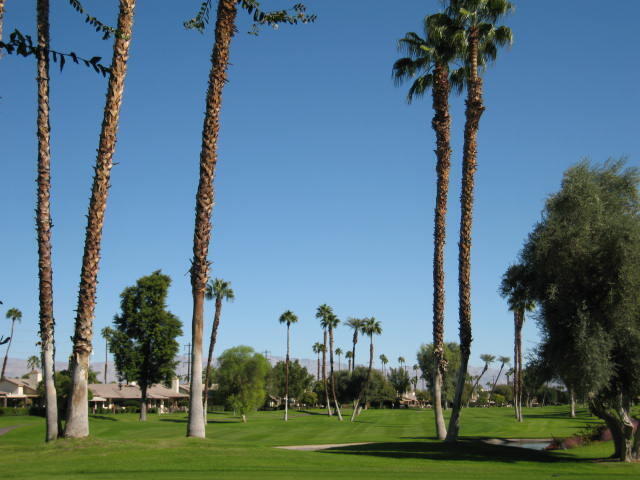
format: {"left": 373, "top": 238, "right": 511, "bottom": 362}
{"left": 518, "top": 160, "right": 640, "bottom": 462}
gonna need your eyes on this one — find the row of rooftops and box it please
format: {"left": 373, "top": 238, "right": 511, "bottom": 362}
{"left": 0, "top": 371, "right": 193, "bottom": 402}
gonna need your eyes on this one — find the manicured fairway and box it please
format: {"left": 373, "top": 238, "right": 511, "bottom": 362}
{"left": 1, "top": 407, "right": 638, "bottom": 479}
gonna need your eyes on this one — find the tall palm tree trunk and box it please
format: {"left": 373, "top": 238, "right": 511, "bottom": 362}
{"left": 351, "top": 339, "right": 373, "bottom": 421}
{"left": 284, "top": 324, "right": 290, "bottom": 421}
{"left": 103, "top": 338, "right": 108, "bottom": 384}
{"left": 329, "top": 326, "right": 342, "bottom": 420}
{"left": 187, "top": 0, "right": 237, "bottom": 439}
{"left": 351, "top": 332, "right": 357, "bottom": 372}
{"left": 515, "top": 309, "right": 523, "bottom": 421}
{"left": 447, "top": 27, "right": 484, "bottom": 443}
{"left": 431, "top": 62, "right": 452, "bottom": 441}
{"left": 203, "top": 296, "right": 222, "bottom": 422}
{"left": 65, "top": 0, "right": 136, "bottom": 438}
{"left": 0, "top": 0, "right": 4, "bottom": 49}
{"left": 322, "top": 330, "right": 332, "bottom": 415}
{"left": 316, "top": 353, "right": 320, "bottom": 381}
{"left": 490, "top": 364, "right": 505, "bottom": 403}
{"left": 0, "top": 319, "right": 15, "bottom": 379}
{"left": 36, "top": 0, "right": 58, "bottom": 442}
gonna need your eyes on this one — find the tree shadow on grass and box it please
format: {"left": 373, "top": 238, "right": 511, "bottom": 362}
{"left": 320, "top": 440, "right": 586, "bottom": 464}
{"left": 89, "top": 415, "right": 118, "bottom": 421}
{"left": 158, "top": 418, "right": 240, "bottom": 424}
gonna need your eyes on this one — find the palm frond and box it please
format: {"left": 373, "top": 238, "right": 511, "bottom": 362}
{"left": 407, "top": 74, "right": 435, "bottom": 104}
{"left": 67, "top": 0, "right": 117, "bottom": 40}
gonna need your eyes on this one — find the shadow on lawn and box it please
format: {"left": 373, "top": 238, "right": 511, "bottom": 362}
{"left": 321, "top": 440, "right": 585, "bottom": 464}
{"left": 89, "top": 415, "right": 118, "bottom": 421}
{"left": 158, "top": 418, "right": 240, "bottom": 424}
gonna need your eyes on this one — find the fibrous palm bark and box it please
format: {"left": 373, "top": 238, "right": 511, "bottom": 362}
{"left": 431, "top": 62, "right": 452, "bottom": 441}
{"left": 447, "top": 27, "right": 484, "bottom": 442}
{"left": 36, "top": 0, "right": 58, "bottom": 442}
{"left": 187, "top": 0, "right": 237, "bottom": 438}
{"left": 65, "top": 0, "right": 136, "bottom": 438}
{"left": 0, "top": 0, "right": 4, "bottom": 46}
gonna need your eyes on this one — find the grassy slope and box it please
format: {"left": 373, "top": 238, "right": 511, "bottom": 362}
{"left": 0, "top": 407, "right": 638, "bottom": 479}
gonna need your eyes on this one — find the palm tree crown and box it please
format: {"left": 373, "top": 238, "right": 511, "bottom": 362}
{"left": 335, "top": 347, "right": 343, "bottom": 356}
{"left": 346, "top": 317, "right": 365, "bottom": 335}
{"left": 205, "top": 278, "right": 235, "bottom": 302}
{"left": 279, "top": 310, "right": 298, "bottom": 327}
{"left": 393, "top": 13, "right": 465, "bottom": 102}
{"left": 5, "top": 308, "right": 22, "bottom": 323}
{"left": 362, "top": 317, "right": 382, "bottom": 338}
{"left": 319, "top": 312, "right": 340, "bottom": 330}
{"left": 480, "top": 353, "right": 496, "bottom": 366}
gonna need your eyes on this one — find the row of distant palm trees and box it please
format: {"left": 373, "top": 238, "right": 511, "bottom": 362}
{"left": 393, "top": 0, "right": 513, "bottom": 441}
{"left": 278, "top": 306, "right": 383, "bottom": 422}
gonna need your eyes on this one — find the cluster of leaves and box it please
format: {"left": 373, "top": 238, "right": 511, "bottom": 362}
{"left": 108, "top": 271, "right": 183, "bottom": 389}
{"left": 331, "top": 367, "right": 396, "bottom": 406}
{"left": 184, "top": 0, "right": 317, "bottom": 35}
{"left": 266, "top": 360, "right": 314, "bottom": 401}
{"left": 387, "top": 367, "right": 411, "bottom": 395}
{"left": 520, "top": 160, "right": 640, "bottom": 402}
{"left": 0, "top": 30, "right": 110, "bottom": 76}
{"left": 215, "top": 346, "right": 271, "bottom": 418}
{"left": 68, "top": 0, "right": 117, "bottom": 40}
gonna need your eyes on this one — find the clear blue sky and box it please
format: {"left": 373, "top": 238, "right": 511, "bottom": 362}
{"left": 1, "top": 1, "right": 639, "bottom": 370}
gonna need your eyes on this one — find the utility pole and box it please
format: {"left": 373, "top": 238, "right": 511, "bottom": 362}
{"left": 185, "top": 343, "right": 192, "bottom": 383}
{"left": 104, "top": 337, "right": 108, "bottom": 384}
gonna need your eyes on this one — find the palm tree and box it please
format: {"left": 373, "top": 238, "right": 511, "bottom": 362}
{"left": 65, "top": 0, "right": 137, "bottom": 439}
{"left": 1, "top": 308, "right": 21, "bottom": 379}
{"left": 505, "top": 367, "right": 514, "bottom": 386}
{"left": 345, "top": 350, "right": 353, "bottom": 372}
{"left": 379, "top": 354, "right": 388, "bottom": 375}
{"left": 34, "top": 0, "right": 58, "bottom": 442}
{"left": 312, "top": 342, "right": 323, "bottom": 380}
{"left": 279, "top": 310, "right": 298, "bottom": 422}
{"left": 315, "top": 305, "right": 333, "bottom": 415}
{"left": 393, "top": 12, "right": 464, "bottom": 440}
{"left": 27, "top": 355, "right": 41, "bottom": 371}
{"left": 500, "top": 263, "right": 535, "bottom": 422}
{"left": 446, "top": 0, "right": 513, "bottom": 443}
{"left": 489, "top": 355, "right": 510, "bottom": 402}
{"left": 346, "top": 317, "right": 364, "bottom": 372}
{"left": 351, "top": 317, "right": 382, "bottom": 421}
{"left": 335, "top": 348, "right": 343, "bottom": 371}
{"left": 184, "top": 0, "right": 314, "bottom": 439}
{"left": 317, "top": 305, "right": 341, "bottom": 420}
{"left": 398, "top": 356, "right": 406, "bottom": 372}
{"left": 100, "top": 327, "right": 114, "bottom": 385}
{"left": 203, "top": 278, "right": 234, "bottom": 421}
{"left": 468, "top": 354, "right": 495, "bottom": 406}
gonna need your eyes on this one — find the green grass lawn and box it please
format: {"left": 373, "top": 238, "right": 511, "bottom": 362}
{"left": 1, "top": 407, "right": 638, "bottom": 479}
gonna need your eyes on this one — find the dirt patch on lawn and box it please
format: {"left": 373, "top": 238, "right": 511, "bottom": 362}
{"left": 0, "top": 425, "right": 22, "bottom": 436}
{"left": 276, "top": 442, "right": 373, "bottom": 451}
